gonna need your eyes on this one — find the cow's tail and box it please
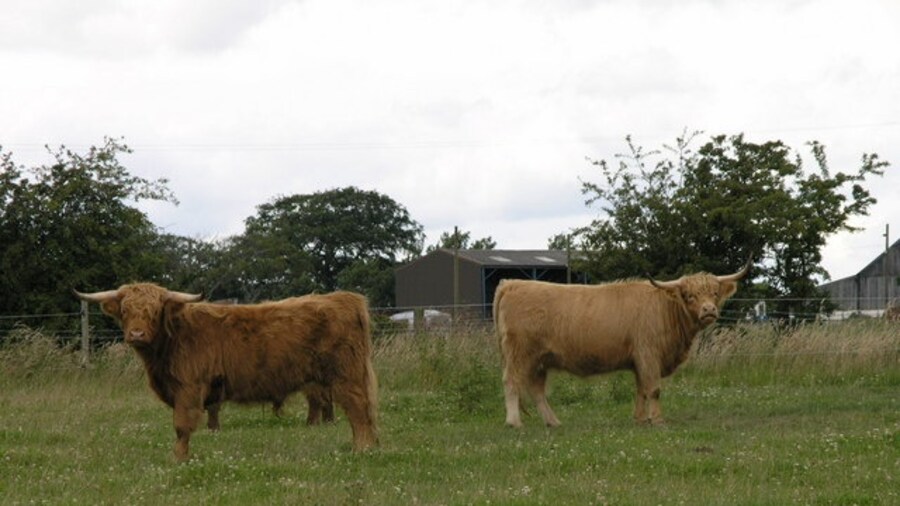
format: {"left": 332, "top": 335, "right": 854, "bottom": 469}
{"left": 357, "top": 298, "right": 379, "bottom": 432}
{"left": 493, "top": 280, "right": 508, "bottom": 358}
{"left": 493, "top": 280, "right": 529, "bottom": 417}
{"left": 493, "top": 280, "right": 514, "bottom": 381}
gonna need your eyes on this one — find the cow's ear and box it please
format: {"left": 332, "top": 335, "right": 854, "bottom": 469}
{"left": 162, "top": 299, "right": 185, "bottom": 318}
{"left": 161, "top": 300, "right": 187, "bottom": 330}
{"left": 719, "top": 280, "right": 738, "bottom": 300}
{"left": 100, "top": 299, "right": 121, "bottom": 319}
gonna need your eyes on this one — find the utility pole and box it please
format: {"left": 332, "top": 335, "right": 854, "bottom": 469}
{"left": 884, "top": 224, "right": 890, "bottom": 312}
{"left": 452, "top": 225, "right": 460, "bottom": 335}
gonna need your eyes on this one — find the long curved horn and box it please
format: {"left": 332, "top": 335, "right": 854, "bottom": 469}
{"left": 165, "top": 291, "right": 203, "bottom": 303}
{"left": 646, "top": 273, "right": 680, "bottom": 290}
{"left": 717, "top": 256, "right": 752, "bottom": 282}
{"left": 73, "top": 289, "right": 120, "bottom": 303}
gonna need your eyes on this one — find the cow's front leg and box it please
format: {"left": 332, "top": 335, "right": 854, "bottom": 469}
{"left": 173, "top": 391, "right": 204, "bottom": 462}
{"left": 637, "top": 384, "right": 664, "bottom": 425}
{"left": 633, "top": 362, "right": 664, "bottom": 425}
{"left": 529, "top": 370, "right": 560, "bottom": 427}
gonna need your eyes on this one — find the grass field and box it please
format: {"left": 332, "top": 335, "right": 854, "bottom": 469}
{"left": 1, "top": 320, "right": 898, "bottom": 505}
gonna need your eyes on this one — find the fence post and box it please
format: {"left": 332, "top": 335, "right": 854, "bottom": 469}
{"left": 80, "top": 300, "right": 90, "bottom": 365}
{"left": 413, "top": 307, "right": 424, "bottom": 335}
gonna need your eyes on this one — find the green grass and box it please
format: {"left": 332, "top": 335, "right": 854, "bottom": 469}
{"left": 1, "top": 321, "right": 898, "bottom": 505}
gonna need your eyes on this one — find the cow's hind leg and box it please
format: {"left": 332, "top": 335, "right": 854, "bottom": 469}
{"left": 206, "top": 402, "right": 221, "bottom": 431}
{"left": 528, "top": 370, "right": 560, "bottom": 427}
{"left": 320, "top": 389, "right": 335, "bottom": 423}
{"left": 332, "top": 382, "right": 378, "bottom": 451}
{"left": 305, "top": 395, "right": 321, "bottom": 425}
{"left": 503, "top": 368, "right": 525, "bottom": 428}
{"left": 304, "top": 386, "right": 334, "bottom": 425}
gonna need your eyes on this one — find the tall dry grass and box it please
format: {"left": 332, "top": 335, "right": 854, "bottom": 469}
{"left": 690, "top": 318, "right": 900, "bottom": 384}
{"left": 0, "top": 325, "right": 142, "bottom": 389}
{"left": 2, "top": 318, "right": 897, "bottom": 390}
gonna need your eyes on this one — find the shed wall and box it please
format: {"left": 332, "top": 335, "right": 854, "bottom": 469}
{"left": 395, "top": 252, "right": 454, "bottom": 308}
{"left": 821, "top": 275, "right": 900, "bottom": 311}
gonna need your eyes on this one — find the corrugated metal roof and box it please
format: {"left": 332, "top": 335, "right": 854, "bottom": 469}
{"left": 452, "top": 249, "right": 572, "bottom": 267}
{"left": 393, "top": 248, "right": 579, "bottom": 274}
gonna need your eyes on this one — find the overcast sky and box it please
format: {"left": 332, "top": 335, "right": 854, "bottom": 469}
{"left": 2, "top": 0, "right": 898, "bottom": 281}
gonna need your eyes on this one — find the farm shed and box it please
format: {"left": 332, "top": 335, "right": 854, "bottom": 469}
{"left": 394, "top": 249, "right": 586, "bottom": 316}
{"left": 819, "top": 237, "right": 900, "bottom": 312}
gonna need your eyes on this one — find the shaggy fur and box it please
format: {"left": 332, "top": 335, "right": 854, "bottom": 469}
{"left": 495, "top": 268, "right": 746, "bottom": 428}
{"left": 79, "top": 284, "right": 378, "bottom": 461}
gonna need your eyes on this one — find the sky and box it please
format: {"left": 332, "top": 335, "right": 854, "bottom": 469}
{"left": 1, "top": 0, "right": 898, "bottom": 282}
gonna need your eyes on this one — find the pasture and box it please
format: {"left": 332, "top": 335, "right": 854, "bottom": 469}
{"left": 1, "top": 320, "right": 898, "bottom": 505}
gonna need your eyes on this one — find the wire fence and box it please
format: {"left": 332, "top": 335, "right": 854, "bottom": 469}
{"left": 0, "top": 297, "right": 895, "bottom": 347}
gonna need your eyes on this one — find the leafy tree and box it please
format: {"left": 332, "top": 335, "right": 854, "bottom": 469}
{"left": 336, "top": 257, "right": 396, "bottom": 308}
{"left": 547, "top": 232, "right": 575, "bottom": 251}
{"left": 571, "top": 132, "right": 887, "bottom": 319}
{"left": 470, "top": 236, "right": 497, "bottom": 250}
{"left": 0, "top": 138, "right": 177, "bottom": 319}
{"left": 239, "top": 187, "right": 424, "bottom": 305}
{"left": 202, "top": 233, "right": 317, "bottom": 303}
{"left": 427, "top": 228, "right": 496, "bottom": 252}
{"left": 149, "top": 233, "right": 223, "bottom": 295}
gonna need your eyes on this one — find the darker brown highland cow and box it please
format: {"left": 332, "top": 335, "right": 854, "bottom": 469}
{"left": 75, "top": 284, "right": 378, "bottom": 461}
{"left": 495, "top": 260, "right": 750, "bottom": 428}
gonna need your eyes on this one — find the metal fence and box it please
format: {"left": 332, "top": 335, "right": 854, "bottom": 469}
{"left": 1, "top": 297, "right": 894, "bottom": 348}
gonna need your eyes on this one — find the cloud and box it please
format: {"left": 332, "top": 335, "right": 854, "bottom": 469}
{"left": 1, "top": 0, "right": 898, "bottom": 281}
{"left": 0, "top": 0, "right": 289, "bottom": 56}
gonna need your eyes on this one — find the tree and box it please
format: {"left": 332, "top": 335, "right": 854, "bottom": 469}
{"left": 149, "top": 233, "right": 225, "bottom": 296}
{"left": 572, "top": 132, "right": 887, "bottom": 319}
{"left": 203, "top": 233, "right": 318, "bottom": 303}
{"left": 0, "top": 138, "right": 177, "bottom": 319}
{"left": 336, "top": 257, "right": 396, "bottom": 308}
{"left": 427, "top": 227, "right": 496, "bottom": 252}
{"left": 239, "top": 187, "right": 424, "bottom": 305}
{"left": 547, "top": 232, "right": 576, "bottom": 251}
